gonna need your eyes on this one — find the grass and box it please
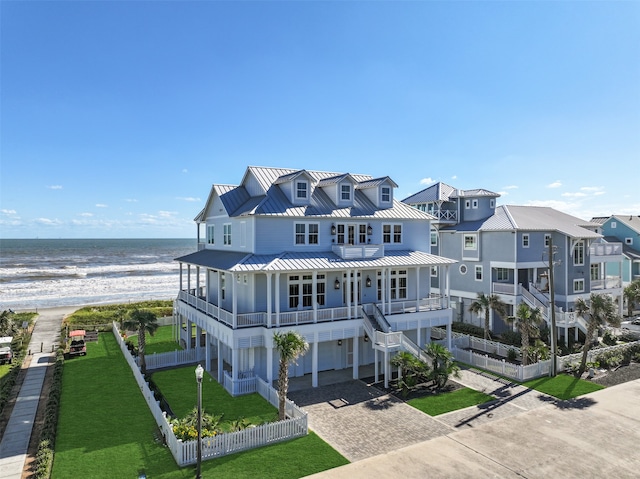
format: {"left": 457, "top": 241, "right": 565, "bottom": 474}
{"left": 407, "top": 387, "right": 495, "bottom": 416}
{"left": 126, "top": 325, "right": 182, "bottom": 354}
{"left": 151, "top": 366, "right": 278, "bottom": 427}
{"left": 53, "top": 332, "right": 348, "bottom": 478}
{"left": 64, "top": 300, "right": 174, "bottom": 328}
{"left": 0, "top": 363, "right": 12, "bottom": 381}
{"left": 522, "top": 374, "right": 605, "bottom": 400}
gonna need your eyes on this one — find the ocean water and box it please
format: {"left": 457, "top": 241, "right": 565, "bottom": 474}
{"left": 0, "top": 238, "right": 196, "bottom": 311}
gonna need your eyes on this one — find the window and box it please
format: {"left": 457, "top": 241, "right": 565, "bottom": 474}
{"left": 611, "top": 221, "right": 617, "bottom": 228}
{"left": 289, "top": 274, "right": 325, "bottom": 309}
{"left": 220, "top": 273, "right": 225, "bottom": 300}
{"left": 207, "top": 225, "right": 215, "bottom": 245}
{"left": 590, "top": 264, "right": 600, "bottom": 280}
{"left": 341, "top": 184, "right": 351, "bottom": 201}
{"left": 459, "top": 264, "right": 468, "bottom": 275}
{"left": 294, "top": 222, "right": 319, "bottom": 245}
{"left": 337, "top": 224, "right": 345, "bottom": 244}
{"left": 496, "top": 268, "right": 509, "bottom": 281}
{"left": 475, "top": 265, "right": 483, "bottom": 281}
{"left": 295, "top": 223, "right": 306, "bottom": 244}
{"left": 544, "top": 234, "right": 551, "bottom": 247}
{"left": 573, "top": 241, "right": 584, "bottom": 266}
{"left": 383, "top": 224, "right": 402, "bottom": 244}
{"left": 381, "top": 186, "right": 391, "bottom": 203}
{"left": 490, "top": 199, "right": 495, "bottom": 208}
{"left": 390, "top": 270, "right": 407, "bottom": 300}
{"left": 522, "top": 234, "right": 530, "bottom": 248}
{"left": 223, "top": 224, "right": 232, "bottom": 245}
{"left": 359, "top": 224, "right": 367, "bottom": 244}
{"left": 296, "top": 181, "right": 308, "bottom": 199}
{"left": 464, "top": 234, "right": 477, "bottom": 250}
{"left": 472, "top": 199, "right": 478, "bottom": 209}
{"left": 626, "top": 238, "right": 633, "bottom": 245}
{"left": 431, "top": 266, "right": 438, "bottom": 277}
{"left": 574, "top": 279, "right": 585, "bottom": 293}
{"left": 430, "top": 229, "right": 438, "bottom": 246}
{"left": 465, "top": 200, "right": 471, "bottom": 209}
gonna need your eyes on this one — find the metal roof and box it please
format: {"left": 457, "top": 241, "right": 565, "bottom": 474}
{"left": 402, "top": 182, "right": 457, "bottom": 204}
{"left": 443, "top": 205, "right": 602, "bottom": 239}
{"left": 176, "top": 249, "right": 456, "bottom": 272}
{"left": 356, "top": 176, "right": 399, "bottom": 189}
{"left": 452, "top": 188, "right": 500, "bottom": 198}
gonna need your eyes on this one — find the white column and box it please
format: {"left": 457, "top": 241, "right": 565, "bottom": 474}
{"left": 312, "top": 340, "right": 318, "bottom": 388}
{"left": 381, "top": 269, "right": 386, "bottom": 313}
{"left": 195, "top": 325, "right": 202, "bottom": 357}
{"left": 353, "top": 270, "right": 358, "bottom": 319}
{"left": 186, "top": 320, "right": 192, "bottom": 350}
{"left": 426, "top": 327, "right": 432, "bottom": 346}
{"left": 217, "top": 338, "right": 223, "bottom": 383}
{"left": 275, "top": 272, "right": 281, "bottom": 327}
{"left": 205, "top": 334, "right": 211, "bottom": 373}
{"left": 312, "top": 271, "right": 318, "bottom": 323}
{"left": 374, "top": 348, "right": 379, "bottom": 383}
{"left": 266, "top": 342, "right": 274, "bottom": 386}
{"left": 384, "top": 350, "right": 390, "bottom": 389}
{"left": 416, "top": 266, "right": 421, "bottom": 307}
{"left": 187, "top": 264, "right": 191, "bottom": 293}
{"left": 346, "top": 269, "right": 352, "bottom": 319}
{"left": 352, "top": 336, "right": 359, "bottom": 379}
{"left": 266, "top": 273, "right": 272, "bottom": 328}
{"left": 387, "top": 267, "right": 392, "bottom": 315}
{"left": 232, "top": 273, "right": 238, "bottom": 328}
{"left": 196, "top": 266, "right": 200, "bottom": 296}
{"left": 179, "top": 263, "right": 183, "bottom": 291}
{"left": 232, "top": 346, "right": 239, "bottom": 381}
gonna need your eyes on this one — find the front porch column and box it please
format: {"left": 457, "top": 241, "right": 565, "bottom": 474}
{"left": 232, "top": 273, "right": 238, "bottom": 328}
{"left": 353, "top": 269, "right": 358, "bottom": 319}
{"left": 312, "top": 340, "right": 318, "bottom": 388}
{"left": 347, "top": 269, "right": 352, "bottom": 319}
{"left": 195, "top": 325, "right": 202, "bottom": 357}
{"left": 232, "top": 346, "right": 239, "bottom": 381}
{"left": 266, "top": 272, "right": 272, "bottom": 328}
{"left": 275, "top": 272, "right": 281, "bottom": 327}
{"left": 205, "top": 333, "right": 212, "bottom": 373}
{"left": 312, "top": 271, "right": 318, "bottom": 323}
{"left": 416, "top": 266, "right": 421, "bottom": 307}
{"left": 266, "top": 342, "right": 274, "bottom": 386}
{"left": 386, "top": 267, "right": 392, "bottom": 315}
{"left": 425, "top": 327, "right": 432, "bottom": 346}
{"left": 186, "top": 320, "right": 193, "bottom": 350}
{"left": 179, "top": 263, "right": 183, "bottom": 291}
{"left": 217, "top": 271, "right": 221, "bottom": 316}
{"left": 196, "top": 266, "right": 200, "bottom": 296}
{"left": 384, "top": 350, "right": 390, "bottom": 389}
{"left": 352, "top": 335, "right": 359, "bottom": 379}
{"left": 380, "top": 268, "right": 386, "bottom": 313}
{"left": 374, "top": 348, "right": 379, "bottom": 382}
{"left": 447, "top": 321, "right": 452, "bottom": 350}
{"left": 187, "top": 264, "right": 191, "bottom": 293}
{"left": 217, "top": 338, "right": 223, "bottom": 383}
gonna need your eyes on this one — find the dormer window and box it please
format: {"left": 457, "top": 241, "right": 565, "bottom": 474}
{"left": 296, "top": 181, "right": 308, "bottom": 199}
{"left": 341, "top": 184, "right": 351, "bottom": 201}
{"left": 381, "top": 186, "right": 391, "bottom": 203}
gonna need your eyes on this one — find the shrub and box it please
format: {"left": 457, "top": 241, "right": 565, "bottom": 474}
{"left": 602, "top": 330, "right": 617, "bottom": 346}
{"left": 451, "top": 322, "right": 485, "bottom": 338}
{"left": 499, "top": 331, "right": 522, "bottom": 347}
{"left": 507, "top": 348, "right": 518, "bottom": 362}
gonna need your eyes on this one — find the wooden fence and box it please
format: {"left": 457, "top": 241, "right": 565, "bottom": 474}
{"left": 111, "top": 322, "right": 308, "bottom": 466}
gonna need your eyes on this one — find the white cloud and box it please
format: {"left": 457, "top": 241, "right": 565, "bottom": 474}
{"left": 419, "top": 177, "right": 434, "bottom": 185}
{"left": 158, "top": 210, "right": 177, "bottom": 218}
{"left": 95, "top": 204, "right": 108, "bottom": 208}
{"left": 497, "top": 191, "right": 509, "bottom": 196}
{"left": 47, "top": 185, "right": 63, "bottom": 190}
{"left": 125, "top": 198, "right": 138, "bottom": 203}
{"left": 1, "top": 209, "right": 17, "bottom": 216}
{"left": 561, "top": 192, "right": 587, "bottom": 198}
{"left": 451, "top": 175, "right": 457, "bottom": 180}
{"left": 547, "top": 181, "right": 562, "bottom": 188}
{"left": 503, "top": 185, "right": 518, "bottom": 190}
{"left": 35, "top": 217, "right": 62, "bottom": 225}
{"left": 176, "top": 197, "right": 201, "bottom": 202}
{"left": 79, "top": 212, "right": 94, "bottom": 217}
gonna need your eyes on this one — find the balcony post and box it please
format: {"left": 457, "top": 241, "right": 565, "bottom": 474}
{"left": 275, "top": 272, "right": 281, "bottom": 327}
{"left": 187, "top": 264, "right": 191, "bottom": 294}
{"left": 266, "top": 272, "right": 272, "bottom": 328}
{"left": 312, "top": 271, "right": 318, "bottom": 323}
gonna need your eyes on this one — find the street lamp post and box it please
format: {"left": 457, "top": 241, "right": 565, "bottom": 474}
{"left": 195, "top": 364, "right": 204, "bottom": 479}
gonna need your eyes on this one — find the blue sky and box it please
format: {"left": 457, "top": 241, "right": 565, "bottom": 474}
{"left": 1, "top": 1, "right": 638, "bottom": 239}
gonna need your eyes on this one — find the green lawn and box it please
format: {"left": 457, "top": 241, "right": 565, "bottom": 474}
{"left": 522, "top": 374, "right": 605, "bottom": 400}
{"left": 127, "top": 325, "right": 182, "bottom": 354}
{"left": 151, "top": 366, "right": 278, "bottom": 427}
{"left": 0, "top": 363, "right": 12, "bottom": 381}
{"left": 407, "top": 387, "right": 495, "bottom": 416}
{"left": 53, "top": 333, "right": 348, "bottom": 478}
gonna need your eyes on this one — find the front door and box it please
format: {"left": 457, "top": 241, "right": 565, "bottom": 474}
{"left": 346, "top": 338, "right": 354, "bottom": 367}
{"left": 347, "top": 225, "right": 356, "bottom": 245}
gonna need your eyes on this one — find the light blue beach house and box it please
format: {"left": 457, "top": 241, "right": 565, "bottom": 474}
{"left": 590, "top": 215, "right": 640, "bottom": 287}
{"left": 174, "top": 167, "right": 456, "bottom": 391}
{"left": 403, "top": 182, "right": 624, "bottom": 343}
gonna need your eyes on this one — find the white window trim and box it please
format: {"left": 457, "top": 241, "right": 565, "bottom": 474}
{"left": 611, "top": 221, "right": 617, "bottom": 228}
{"left": 574, "top": 278, "right": 585, "bottom": 293}
{"left": 625, "top": 238, "right": 633, "bottom": 245}
{"left": 522, "top": 234, "right": 530, "bottom": 248}
{"left": 207, "top": 225, "right": 215, "bottom": 245}
{"left": 296, "top": 181, "right": 308, "bottom": 200}
{"left": 465, "top": 200, "right": 471, "bottom": 209}
{"left": 430, "top": 229, "right": 438, "bottom": 247}
{"left": 431, "top": 266, "right": 438, "bottom": 277}
{"left": 340, "top": 183, "right": 352, "bottom": 201}
{"left": 381, "top": 186, "right": 391, "bottom": 203}
{"left": 294, "top": 222, "right": 320, "bottom": 245}
{"left": 472, "top": 199, "right": 478, "bottom": 209}
{"left": 459, "top": 264, "right": 468, "bottom": 275}
{"left": 223, "top": 223, "right": 232, "bottom": 246}
{"left": 544, "top": 234, "right": 551, "bottom": 247}
{"left": 382, "top": 223, "right": 403, "bottom": 244}
{"left": 490, "top": 199, "right": 495, "bottom": 208}
{"left": 475, "top": 265, "right": 483, "bottom": 281}
{"left": 496, "top": 268, "right": 509, "bottom": 282}
{"left": 573, "top": 241, "right": 585, "bottom": 266}
{"left": 463, "top": 234, "right": 478, "bottom": 251}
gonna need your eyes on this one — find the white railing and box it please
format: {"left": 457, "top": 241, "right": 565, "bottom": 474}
{"left": 591, "top": 277, "right": 622, "bottom": 290}
{"left": 590, "top": 242, "right": 622, "bottom": 257}
{"left": 433, "top": 209, "right": 457, "bottom": 221}
{"left": 143, "top": 348, "right": 207, "bottom": 371}
{"left": 111, "top": 322, "right": 308, "bottom": 467}
{"left": 223, "top": 370, "right": 258, "bottom": 396}
{"left": 332, "top": 243, "right": 384, "bottom": 259}
{"left": 492, "top": 282, "right": 517, "bottom": 295}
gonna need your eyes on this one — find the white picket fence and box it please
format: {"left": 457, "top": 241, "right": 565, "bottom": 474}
{"left": 452, "top": 347, "right": 551, "bottom": 381}
{"left": 142, "top": 348, "right": 207, "bottom": 371}
{"left": 111, "top": 322, "right": 308, "bottom": 466}
{"left": 432, "top": 327, "right": 522, "bottom": 358}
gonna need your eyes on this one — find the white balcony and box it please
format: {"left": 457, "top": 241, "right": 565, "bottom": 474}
{"left": 332, "top": 243, "right": 384, "bottom": 259}
{"left": 590, "top": 242, "right": 622, "bottom": 258}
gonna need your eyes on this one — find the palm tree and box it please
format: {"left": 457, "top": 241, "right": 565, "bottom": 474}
{"left": 273, "top": 331, "right": 308, "bottom": 420}
{"left": 506, "top": 303, "right": 543, "bottom": 365}
{"left": 424, "top": 342, "right": 460, "bottom": 390}
{"left": 122, "top": 308, "right": 159, "bottom": 375}
{"left": 390, "top": 351, "right": 428, "bottom": 397}
{"left": 623, "top": 279, "right": 640, "bottom": 317}
{"left": 574, "top": 293, "right": 621, "bottom": 376}
{"left": 0, "top": 310, "right": 18, "bottom": 336}
{"left": 468, "top": 292, "right": 508, "bottom": 340}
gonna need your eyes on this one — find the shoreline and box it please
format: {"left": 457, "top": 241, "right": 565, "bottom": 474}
{"left": 12, "top": 297, "right": 175, "bottom": 318}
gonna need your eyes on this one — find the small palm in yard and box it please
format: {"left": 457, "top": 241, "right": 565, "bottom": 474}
{"left": 273, "top": 331, "right": 308, "bottom": 420}
{"left": 390, "top": 351, "right": 429, "bottom": 398}
{"left": 424, "top": 342, "right": 460, "bottom": 390}
{"left": 171, "top": 407, "right": 223, "bottom": 441}
{"left": 469, "top": 292, "right": 507, "bottom": 341}
{"left": 507, "top": 303, "right": 543, "bottom": 366}
{"left": 575, "top": 293, "right": 621, "bottom": 377}
{"left": 122, "top": 308, "right": 159, "bottom": 375}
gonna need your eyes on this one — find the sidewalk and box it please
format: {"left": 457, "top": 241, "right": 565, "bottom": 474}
{"left": 0, "top": 308, "right": 68, "bottom": 479}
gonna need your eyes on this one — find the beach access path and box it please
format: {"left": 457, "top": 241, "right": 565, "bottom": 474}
{"left": 0, "top": 306, "right": 77, "bottom": 479}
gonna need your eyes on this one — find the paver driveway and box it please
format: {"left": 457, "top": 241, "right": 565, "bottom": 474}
{"left": 288, "top": 380, "right": 453, "bottom": 462}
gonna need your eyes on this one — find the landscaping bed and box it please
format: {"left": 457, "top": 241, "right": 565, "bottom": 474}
{"left": 590, "top": 362, "right": 640, "bottom": 388}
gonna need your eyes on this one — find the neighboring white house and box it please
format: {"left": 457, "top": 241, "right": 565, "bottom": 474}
{"left": 174, "top": 166, "right": 457, "bottom": 390}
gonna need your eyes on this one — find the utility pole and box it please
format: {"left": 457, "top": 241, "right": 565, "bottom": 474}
{"left": 548, "top": 237, "right": 557, "bottom": 377}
